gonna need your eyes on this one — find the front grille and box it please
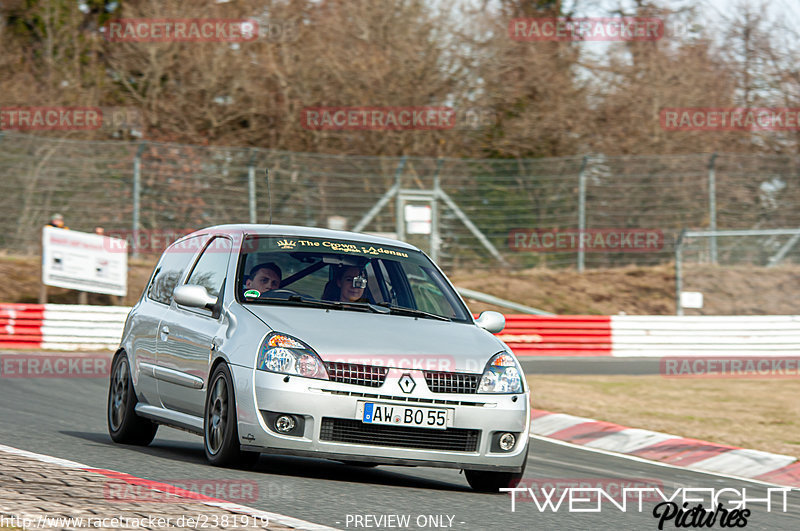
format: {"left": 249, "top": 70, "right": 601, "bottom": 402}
{"left": 319, "top": 389, "right": 486, "bottom": 407}
{"left": 320, "top": 418, "right": 480, "bottom": 452}
{"left": 424, "top": 370, "right": 480, "bottom": 394}
{"left": 325, "top": 362, "right": 388, "bottom": 387}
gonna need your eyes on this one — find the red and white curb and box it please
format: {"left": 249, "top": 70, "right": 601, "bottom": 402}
{"left": 530, "top": 409, "right": 800, "bottom": 487}
{"left": 0, "top": 443, "right": 336, "bottom": 530}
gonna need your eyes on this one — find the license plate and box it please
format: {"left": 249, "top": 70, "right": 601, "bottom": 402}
{"left": 359, "top": 402, "right": 450, "bottom": 429}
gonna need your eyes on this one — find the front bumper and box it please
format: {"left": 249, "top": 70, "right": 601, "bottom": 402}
{"left": 231, "top": 366, "right": 530, "bottom": 472}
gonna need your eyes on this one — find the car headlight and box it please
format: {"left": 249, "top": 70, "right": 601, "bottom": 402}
{"left": 256, "top": 332, "right": 329, "bottom": 380}
{"left": 477, "top": 352, "right": 523, "bottom": 393}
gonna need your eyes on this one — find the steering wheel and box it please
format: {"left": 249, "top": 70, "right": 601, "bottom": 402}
{"left": 264, "top": 289, "right": 302, "bottom": 297}
{"left": 263, "top": 289, "right": 317, "bottom": 300}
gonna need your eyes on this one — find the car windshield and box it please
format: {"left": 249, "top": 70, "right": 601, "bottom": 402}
{"left": 237, "top": 235, "right": 471, "bottom": 322}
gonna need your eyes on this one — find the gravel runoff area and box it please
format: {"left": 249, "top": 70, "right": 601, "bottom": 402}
{"left": 0, "top": 445, "right": 328, "bottom": 531}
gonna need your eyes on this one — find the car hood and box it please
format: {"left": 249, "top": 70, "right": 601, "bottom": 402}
{"left": 243, "top": 304, "right": 505, "bottom": 373}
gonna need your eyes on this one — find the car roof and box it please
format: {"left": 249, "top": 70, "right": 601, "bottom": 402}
{"left": 174, "top": 224, "right": 421, "bottom": 252}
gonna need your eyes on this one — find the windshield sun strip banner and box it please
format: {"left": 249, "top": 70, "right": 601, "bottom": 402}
{"left": 247, "top": 236, "right": 412, "bottom": 259}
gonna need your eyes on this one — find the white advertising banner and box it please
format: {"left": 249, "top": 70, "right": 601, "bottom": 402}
{"left": 42, "top": 226, "right": 128, "bottom": 296}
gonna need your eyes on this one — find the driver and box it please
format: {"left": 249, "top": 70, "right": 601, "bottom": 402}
{"left": 245, "top": 262, "right": 281, "bottom": 295}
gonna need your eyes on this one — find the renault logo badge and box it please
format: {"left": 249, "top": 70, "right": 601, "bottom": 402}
{"left": 398, "top": 374, "right": 416, "bottom": 394}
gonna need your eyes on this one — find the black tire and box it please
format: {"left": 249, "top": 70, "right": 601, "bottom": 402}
{"left": 464, "top": 443, "right": 529, "bottom": 493}
{"left": 204, "top": 363, "right": 260, "bottom": 468}
{"left": 107, "top": 352, "right": 158, "bottom": 445}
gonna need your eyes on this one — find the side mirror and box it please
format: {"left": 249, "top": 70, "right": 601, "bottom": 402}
{"left": 476, "top": 310, "right": 505, "bottom": 334}
{"left": 173, "top": 284, "right": 217, "bottom": 309}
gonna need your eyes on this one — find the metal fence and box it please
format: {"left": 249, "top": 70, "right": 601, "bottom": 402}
{"left": 675, "top": 228, "right": 800, "bottom": 315}
{"left": 1, "top": 131, "right": 799, "bottom": 271}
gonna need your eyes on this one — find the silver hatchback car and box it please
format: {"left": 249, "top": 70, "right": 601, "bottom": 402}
{"left": 107, "top": 225, "right": 529, "bottom": 492}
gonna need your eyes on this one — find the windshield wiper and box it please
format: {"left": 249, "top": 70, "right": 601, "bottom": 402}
{"left": 374, "top": 303, "right": 451, "bottom": 321}
{"left": 330, "top": 300, "right": 391, "bottom": 314}
{"left": 254, "top": 296, "right": 384, "bottom": 314}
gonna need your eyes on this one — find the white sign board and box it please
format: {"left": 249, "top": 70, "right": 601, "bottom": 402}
{"left": 405, "top": 204, "right": 432, "bottom": 235}
{"left": 327, "top": 215, "right": 347, "bottom": 231}
{"left": 42, "top": 226, "right": 128, "bottom": 296}
{"left": 680, "top": 291, "right": 704, "bottom": 309}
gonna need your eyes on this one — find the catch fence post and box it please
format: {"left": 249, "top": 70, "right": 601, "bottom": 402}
{"left": 708, "top": 153, "right": 718, "bottom": 264}
{"left": 577, "top": 155, "right": 589, "bottom": 272}
{"left": 132, "top": 142, "right": 146, "bottom": 259}
{"left": 248, "top": 149, "right": 257, "bottom": 224}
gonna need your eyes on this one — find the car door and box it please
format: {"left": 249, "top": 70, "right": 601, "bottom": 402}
{"left": 156, "top": 236, "right": 232, "bottom": 417}
{"left": 132, "top": 242, "right": 197, "bottom": 407}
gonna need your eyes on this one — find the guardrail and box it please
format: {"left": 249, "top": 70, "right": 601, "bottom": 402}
{"left": 3, "top": 304, "right": 800, "bottom": 357}
{"left": 495, "top": 315, "right": 612, "bottom": 356}
{"left": 0, "top": 304, "right": 129, "bottom": 351}
{"left": 611, "top": 315, "right": 800, "bottom": 357}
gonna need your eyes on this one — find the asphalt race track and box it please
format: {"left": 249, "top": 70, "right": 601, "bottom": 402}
{"left": 1, "top": 356, "right": 798, "bottom": 530}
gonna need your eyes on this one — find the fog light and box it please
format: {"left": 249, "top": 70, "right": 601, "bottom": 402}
{"left": 275, "top": 415, "right": 296, "bottom": 433}
{"left": 499, "top": 432, "right": 516, "bottom": 451}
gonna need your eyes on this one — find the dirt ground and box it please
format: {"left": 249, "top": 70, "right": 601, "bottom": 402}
{"left": 528, "top": 374, "right": 800, "bottom": 458}
{"left": 451, "top": 263, "right": 800, "bottom": 315}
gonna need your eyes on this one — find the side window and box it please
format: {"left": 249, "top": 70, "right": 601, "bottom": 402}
{"left": 147, "top": 240, "right": 199, "bottom": 305}
{"left": 185, "top": 237, "right": 232, "bottom": 299}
